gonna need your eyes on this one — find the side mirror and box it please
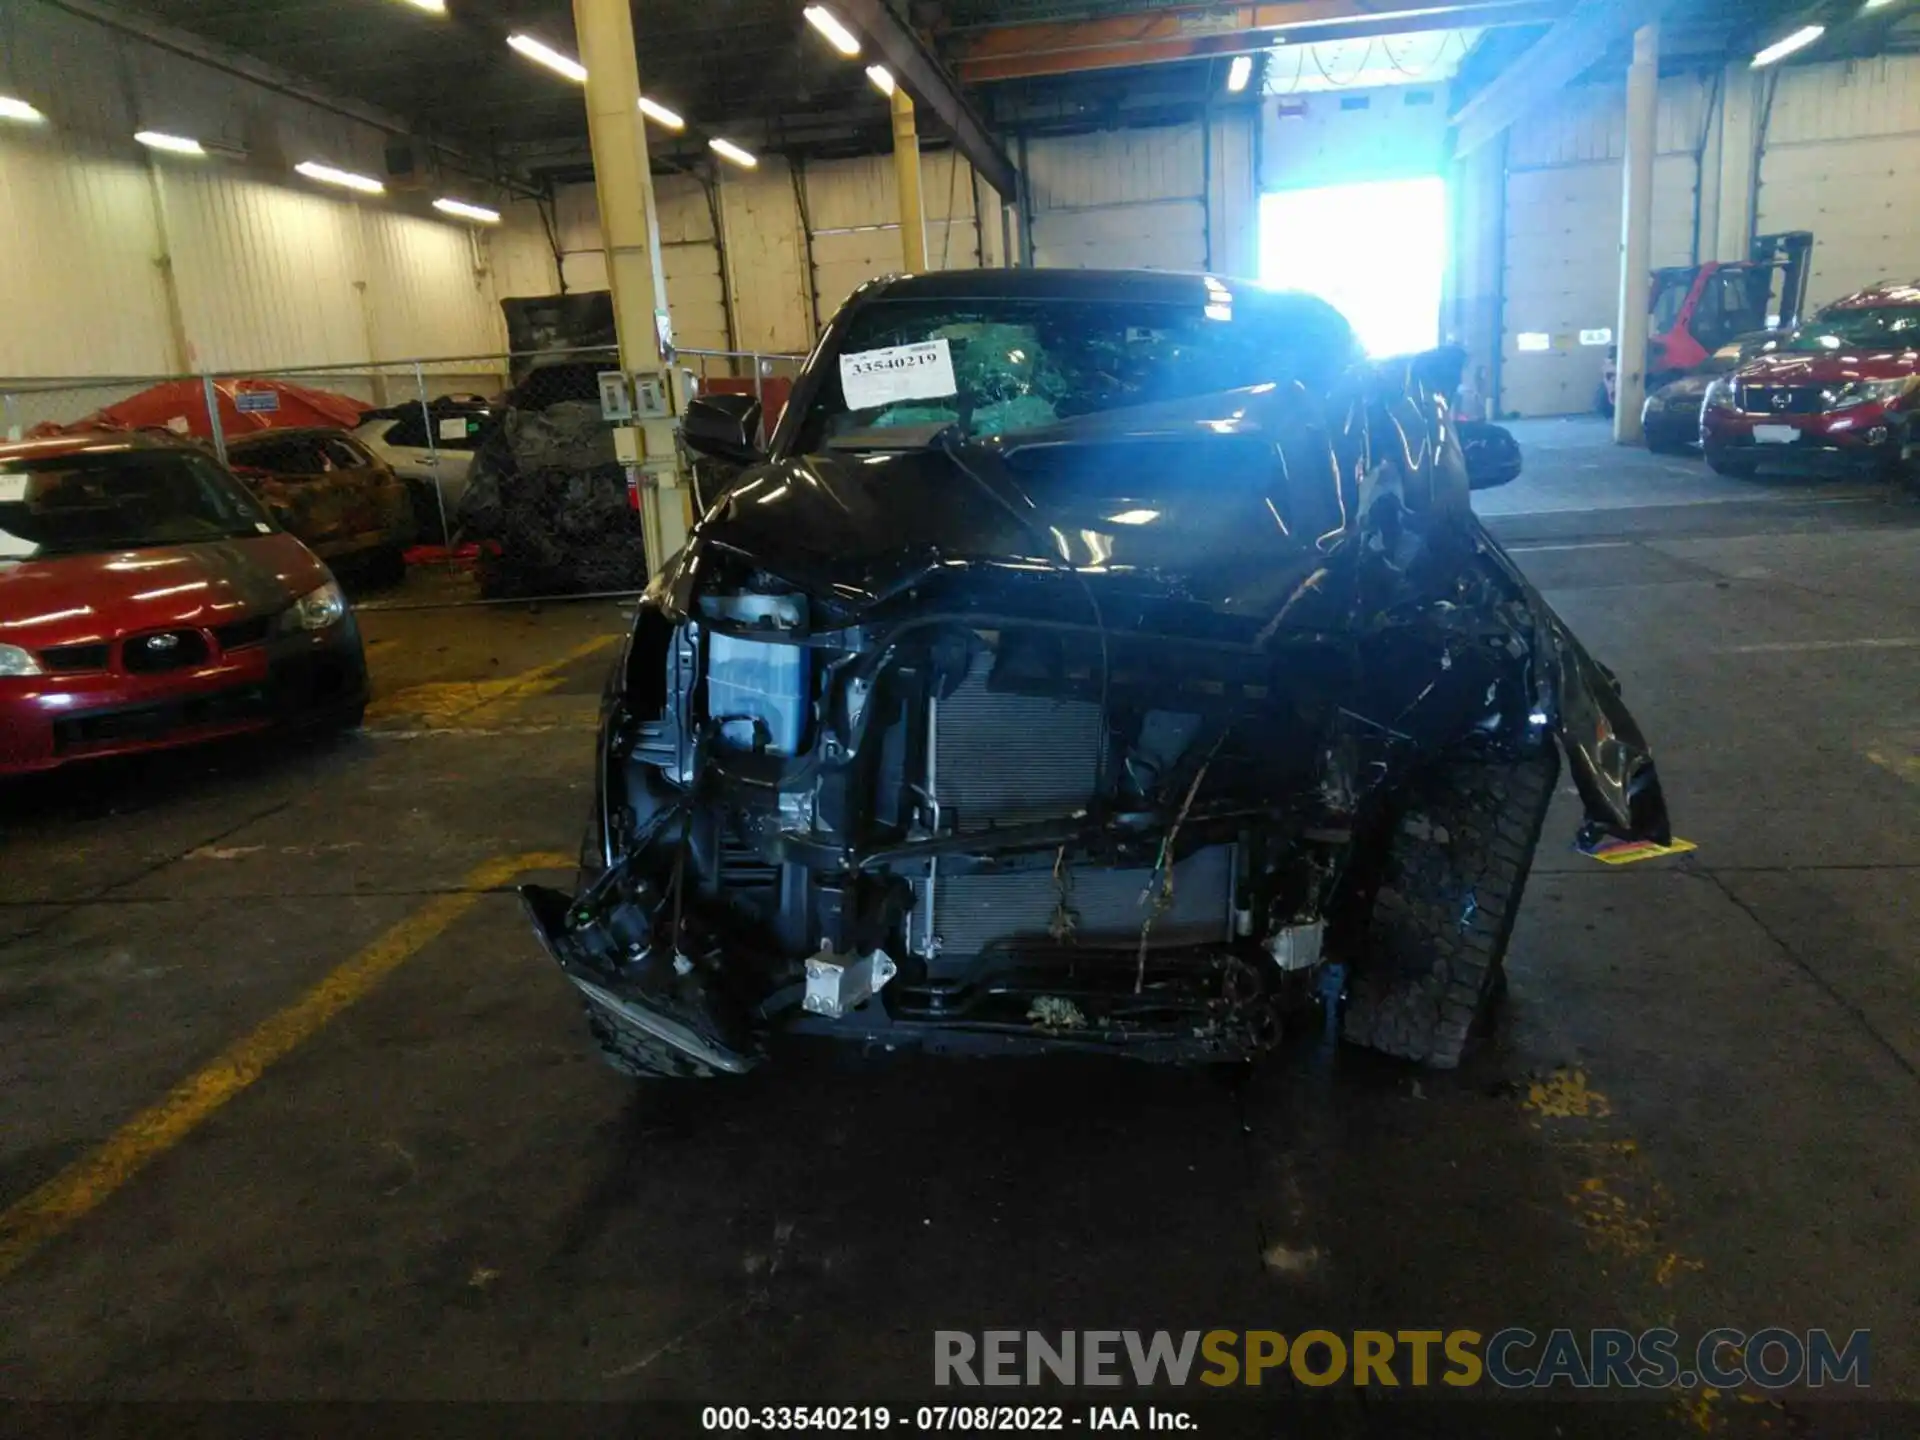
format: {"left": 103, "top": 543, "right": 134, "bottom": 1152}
{"left": 1458, "top": 420, "right": 1522, "bottom": 492}
{"left": 681, "top": 393, "right": 763, "bottom": 464}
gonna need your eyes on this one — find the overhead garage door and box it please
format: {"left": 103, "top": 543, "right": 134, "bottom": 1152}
{"left": 804, "top": 152, "right": 983, "bottom": 321}
{"left": 1026, "top": 127, "right": 1208, "bottom": 271}
{"left": 1756, "top": 136, "right": 1920, "bottom": 310}
{"left": 1500, "top": 157, "right": 1697, "bottom": 417}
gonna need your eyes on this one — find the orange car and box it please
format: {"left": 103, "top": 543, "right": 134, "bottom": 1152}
{"left": 224, "top": 428, "right": 416, "bottom": 584}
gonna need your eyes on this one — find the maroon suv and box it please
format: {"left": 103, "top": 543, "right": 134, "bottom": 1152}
{"left": 1702, "top": 282, "right": 1920, "bottom": 477}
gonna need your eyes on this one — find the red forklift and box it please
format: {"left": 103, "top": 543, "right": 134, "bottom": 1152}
{"left": 1602, "top": 231, "right": 1814, "bottom": 413}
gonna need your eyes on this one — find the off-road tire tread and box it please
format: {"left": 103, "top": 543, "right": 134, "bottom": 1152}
{"left": 1342, "top": 747, "right": 1560, "bottom": 1069}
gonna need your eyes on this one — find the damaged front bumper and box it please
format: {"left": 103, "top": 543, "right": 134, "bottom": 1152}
{"left": 522, "top": 380, "right": 1670, "bottom": 1081}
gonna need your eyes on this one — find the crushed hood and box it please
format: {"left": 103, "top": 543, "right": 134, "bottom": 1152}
{"left": 666, "top": 383, "right": 1667, "bottom": 845}
{"left": 671, "top": 386, "right": 1358, "bottom": 635}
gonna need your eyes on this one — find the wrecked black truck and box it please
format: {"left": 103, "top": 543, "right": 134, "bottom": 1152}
{"left": 521, "top": 269, "right": 1669, "bottom": 1078}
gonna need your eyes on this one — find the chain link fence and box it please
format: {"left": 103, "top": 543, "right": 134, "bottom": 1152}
{"left": 2, "top": 345, "right": 804, "bottom": 607}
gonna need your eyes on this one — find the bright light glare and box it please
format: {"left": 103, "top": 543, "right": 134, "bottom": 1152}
{"left": 1226, "top": 55, "right": 1253, "bottom": 93}
{"left": 400, "top": 0, "right": 446, "bottom": 11}
{"left": 135, "top": 130, "right": 205, "bottom": 155}
{"left": 433, "top": 197, "right": 501, "bottom": 223}
{"left": 1259, "top": 176, "right": 1446, "bottom": 357}
{"left": 639, "top": 96, "right": 685, "bottom": 130}
{"left": 709, "top": 137, "right": 758, "bottom": 168}
{"left": 295, "top": 160, "right": 385, "bottom": 194}
{"left": 866, "top": 64, "right": 896, "bottom": 96}
{"left": 803, "top": 6, "right": 862, "bottom": 56}
{"left": 508, "top": 33, "right": 588, "bottom": 82}
{"left": 1106, "top": 509, "right": 1161, "bottom": 525}
{"left": 0, "top": 95, "right": 45, "bottom": 123}
{"left": 1752, "top": 25, "right": 1824, "bottom": 66}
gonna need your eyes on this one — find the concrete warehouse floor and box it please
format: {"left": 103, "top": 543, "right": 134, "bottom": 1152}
{"left": 0, "top": 420, "right": 1915, "bottom": 1435}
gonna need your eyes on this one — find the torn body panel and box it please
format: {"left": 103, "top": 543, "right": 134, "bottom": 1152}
{"left": 523, "top": 271, "right": 1669, "bottom": 1078}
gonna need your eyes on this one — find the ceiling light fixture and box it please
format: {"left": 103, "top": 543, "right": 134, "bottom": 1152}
{"left": 1864, "top": 0, "right": 1897, "bottom": 8}
{"left": 1226, "top": 54, "right": 1253, "bottom": 92}
{"left": 866, "top": 64, "right": 895, "bottom": 96}
{"left": 708, "top": 137, "right": 758, "bottom": 168}
{"left": 433, "top": 197, "right": 501, "bottom": 223}
{"left": 803, "top": 5, "right": 862, "bottom": 56}
{"left": 135, "top": 130, "right": 205, "bottom": 155}
{"left": 1751, "top": 24, "right": 1824, "bottom": 66}
{"left": 399, "top": 0, "right": 447, "bottom": 11}
{"left": 508, "top": 33, "right": 587, "bottom": 83}
{"left": 639, "top": 96, "right": 686, "bottom": 130}
{"left": 0, "top": 95, "right": 46, "bottom": 124}
{"left": 295, "top": 160, "right": 385, "bottom": 194}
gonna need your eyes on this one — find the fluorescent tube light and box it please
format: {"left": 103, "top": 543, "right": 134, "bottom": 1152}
{"left": 135, "top": 130, "right": 205, "bottom": 155}
{"left": 803, "top": 6, "right": 861, "bottom": 56}
{"left": 295, "top": 160, "right": 385, "bottom": 194}
{"left": 508, "top": 33, "right": 587, "bottom": 82}
{"left": 433, "top": 197, "right": 501, "bottom": 223}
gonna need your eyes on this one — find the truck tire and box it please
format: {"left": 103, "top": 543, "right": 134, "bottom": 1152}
{"left": 1341, "top": 745, "right": 1560, "bottom": 1070}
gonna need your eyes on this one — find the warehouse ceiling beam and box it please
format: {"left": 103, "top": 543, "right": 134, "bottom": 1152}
{"left": 832, "top": 0, "right": 1019, "bottom": 198}
{"left": 37, "top": 0, "right": 534, "bottom": 196}
{"left": 1450, "top": 0, "right": 1673, "bottom": 156}
{"left": 947, "top": 0, "right": 1569, "bottom": 83}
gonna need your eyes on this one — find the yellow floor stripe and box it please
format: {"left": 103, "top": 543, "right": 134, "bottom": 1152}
{"left": 365, "top": 632, "right": 619, "bottom": 725}
{"left": 0, "top": 849, "right": 572, "bottom": 1284}
{"left": 1865, "top": 748, "right": 1920, "bottom": 787}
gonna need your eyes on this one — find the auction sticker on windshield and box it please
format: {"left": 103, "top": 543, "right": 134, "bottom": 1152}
{"left": 840, "top": 338, "right": 958, "bottom": 411}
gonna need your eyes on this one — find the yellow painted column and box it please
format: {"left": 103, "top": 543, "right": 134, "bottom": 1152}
{"left": 573, "top": 0, "right": 689, "bottom": 568}
{"left": 892, "top": 87, "right": 928, "bottom": 272}
{"left": 1613, "top": 22, "right": 1660, "bottom": 445}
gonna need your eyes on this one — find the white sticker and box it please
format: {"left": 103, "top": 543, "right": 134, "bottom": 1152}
{"left": 254, "top": 521, "right": 273, "bottom": 533}
{"left": 438, "top": 416, "right": 468, "bottom": 441}
{"left": 166, "top": 416, "right": 191, "bottom": 435}
{"left": 840, "top": 339, "right": 957, "bottom": 412}
{"left": 1516, "top": 333, "right": 1551, "bottom": 353}
{"left": 0, "top": 475, "right": 26, "bottom": 503}
{"left": 1579, "top": 328, "right": 1613, "bottom": 346}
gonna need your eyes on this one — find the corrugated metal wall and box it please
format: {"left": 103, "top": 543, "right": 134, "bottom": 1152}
{"left": 0, "top": 0, "right": 516, "bottom": 410}
{"left": 1498, "top": 76, "right": 1710, "bottom": 416}
{"left": 1756, "top": 56, "right": 1920, "bottom": 307}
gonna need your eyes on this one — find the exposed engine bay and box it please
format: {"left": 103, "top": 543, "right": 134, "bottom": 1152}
{"left": 520, "top": 272, "right": 1670, "bottom": 1078}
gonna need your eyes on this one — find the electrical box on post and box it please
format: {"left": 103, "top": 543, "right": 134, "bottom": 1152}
{"left": 632, "top": 374, "right": 671, "bottom": 420}
{"left": 597, "top": 371, "right": 633, "bottom": 423}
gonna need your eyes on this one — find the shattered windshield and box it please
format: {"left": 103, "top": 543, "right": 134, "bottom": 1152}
{"left": 0, "top": 448, "right": 273, "bottom": 559}
{"left": 1784, "top": 306, "right": 1920, "bottom": 352}
{"left": 793, "top": 289, "right": 1356, "bottom": 451}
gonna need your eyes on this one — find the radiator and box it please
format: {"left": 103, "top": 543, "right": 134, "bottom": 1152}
{"left": 928, "top": 845, "right": 1236, "bottom": 962}
{"left": 922, "top": 649, "right": 1232, "bottom": 962}
{"left": 933, "top": 648, "right": 1105, "bottom": 828}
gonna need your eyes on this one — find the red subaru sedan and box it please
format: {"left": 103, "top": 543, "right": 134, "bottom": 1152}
{"left": 0, "top": 433, "right": 368, "bottom": 777}
{"left": 1702, "top": 282, "right": 1920, "bottom": 477}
